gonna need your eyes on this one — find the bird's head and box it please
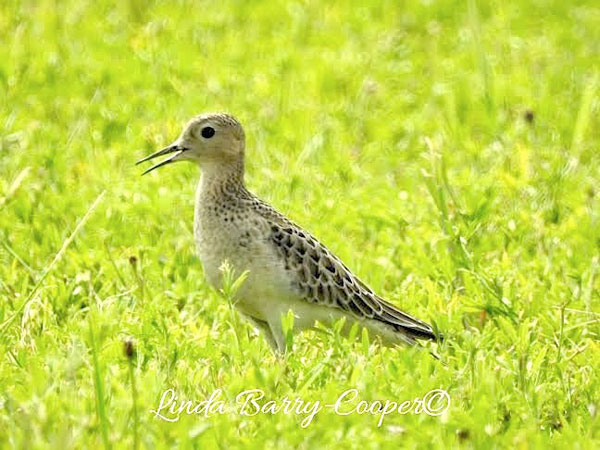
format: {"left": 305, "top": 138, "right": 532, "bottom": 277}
{"left": 137, "top": 113, "right": 245, "bottom": 174}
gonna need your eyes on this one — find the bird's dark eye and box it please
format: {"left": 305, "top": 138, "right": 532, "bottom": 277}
{"left": 201, "top": 126, "right": 215, "bottom": 138}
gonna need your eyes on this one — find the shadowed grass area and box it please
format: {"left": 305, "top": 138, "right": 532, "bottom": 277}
{"left": 0, "top": 0, "right": 598, "bottom": 448}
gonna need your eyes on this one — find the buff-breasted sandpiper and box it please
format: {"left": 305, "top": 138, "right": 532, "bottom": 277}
{"left": 138, "top": 113, "right": 441, "bottom": 352}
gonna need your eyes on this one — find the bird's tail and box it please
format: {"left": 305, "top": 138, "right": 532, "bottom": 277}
{"left": 373, "top": 295, "right": 443, "bottom": 344}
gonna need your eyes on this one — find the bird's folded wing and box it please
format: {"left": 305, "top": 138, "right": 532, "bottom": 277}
{"left": 268, "top": 221, "right": 437, "bottom": 341}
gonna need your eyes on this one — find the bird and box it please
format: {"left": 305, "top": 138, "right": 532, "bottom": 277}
{"left": 137, "top": 113, "right": 441, "bottom": 353}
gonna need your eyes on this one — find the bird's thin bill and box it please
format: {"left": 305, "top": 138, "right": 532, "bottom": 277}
{"left": 136, "top": 145, "right": 182, "bottom": 175}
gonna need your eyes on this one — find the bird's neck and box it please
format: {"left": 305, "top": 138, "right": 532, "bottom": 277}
{"left": 197, "top": 157, "right": 247, "bottom": 201}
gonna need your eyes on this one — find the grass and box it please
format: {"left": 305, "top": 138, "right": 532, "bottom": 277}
{"left": 0, "top": 0, "right": 599, "bottom": 448}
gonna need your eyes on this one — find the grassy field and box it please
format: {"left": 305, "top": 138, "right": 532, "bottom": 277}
{"left": 1, "top": 0, "right": 599, "bottom": 448}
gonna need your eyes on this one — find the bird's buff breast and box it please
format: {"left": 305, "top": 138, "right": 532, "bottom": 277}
{"left": 193, "top": 209, "right": 292, "bottom": 319}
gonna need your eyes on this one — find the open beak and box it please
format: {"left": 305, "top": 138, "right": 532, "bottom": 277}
{"left": 136, "top": 144, "right": 187, "bottom": 175}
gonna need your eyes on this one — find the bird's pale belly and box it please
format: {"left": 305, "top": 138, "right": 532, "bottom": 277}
{"left": 195, "top": 224, "right": 293, "bottom": 321}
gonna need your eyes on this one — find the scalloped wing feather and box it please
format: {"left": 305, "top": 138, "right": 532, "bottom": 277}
{"left": 266, "top": 217, "right": 438, "bottom": 342}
